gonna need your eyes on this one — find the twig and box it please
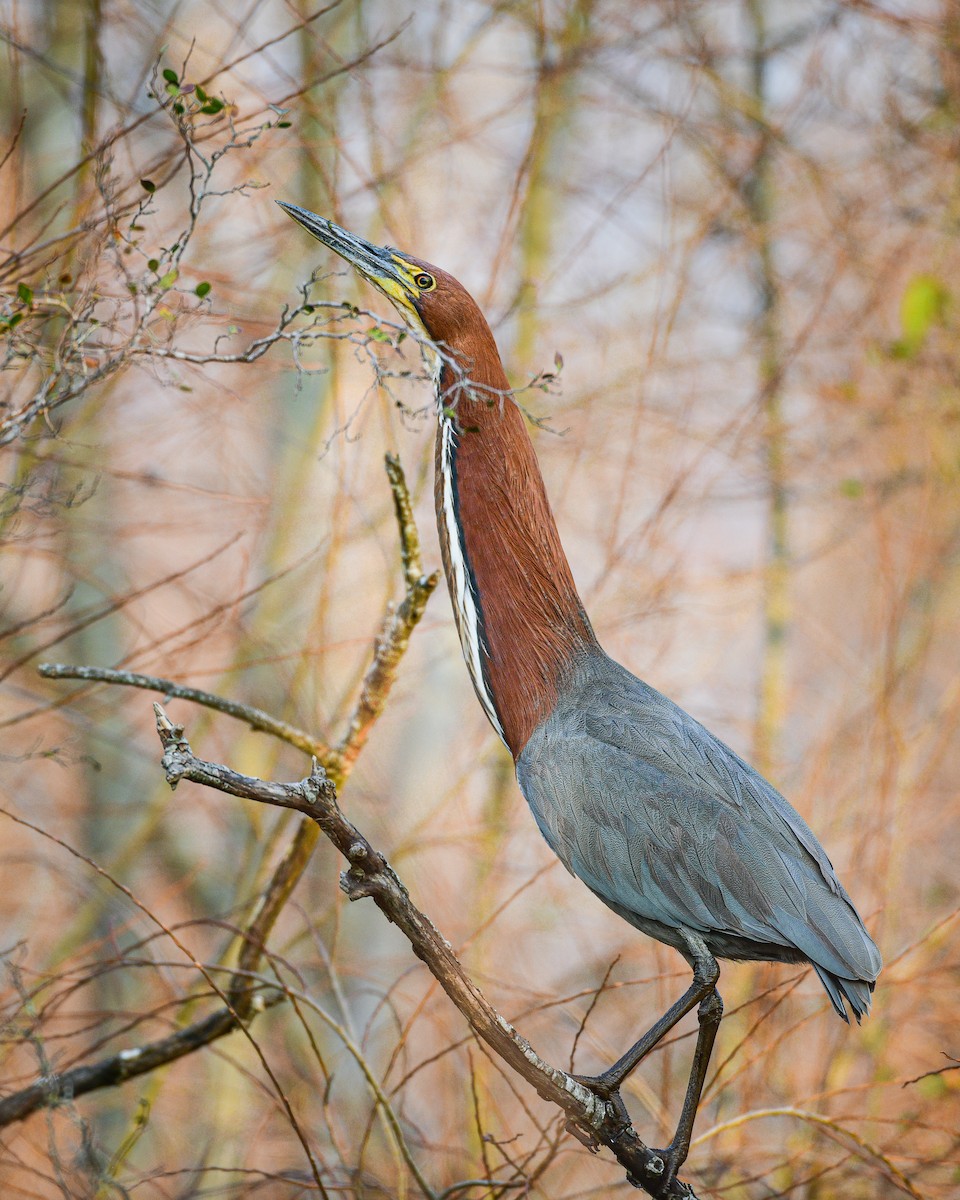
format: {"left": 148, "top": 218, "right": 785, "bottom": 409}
{"left": 0, "top": 535, "right": 242, "bottom": 685}
{"left": 0, "top": 998, "right": 279, "bottom": 1127}
{"left": 692, "top": 1107, "right": 922, "bottom": 1200}
{"left": 36, "top": 663, "right": 332, "bottom": 764}
{"left": 334, "top": 454, "right": 438, "bottom": 772}
{"left": 902, "top": 1053, "right": 960, "bottom": 1088}
{"left": 150, "top": 707, "right": 698, "bottom": 1199}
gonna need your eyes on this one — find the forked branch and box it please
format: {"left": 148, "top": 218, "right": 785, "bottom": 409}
{"left": 151, "top": 706, "right": 698, "bottom": 1200}
{"left": 12, "top": 457, "right": 437, "bottom": 1121}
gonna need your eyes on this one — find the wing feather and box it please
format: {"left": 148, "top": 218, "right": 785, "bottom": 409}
{"left": 516, "top": 653, "right": 882, "bottom": 995}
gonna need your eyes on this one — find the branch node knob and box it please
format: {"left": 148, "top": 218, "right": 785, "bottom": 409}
{"left": 340, "top": 867, "right": 377, "bottom": 901}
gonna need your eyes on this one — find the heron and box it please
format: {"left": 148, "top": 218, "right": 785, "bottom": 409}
{"left": 279, "top": 202, "right": 882, "bottom": 1186}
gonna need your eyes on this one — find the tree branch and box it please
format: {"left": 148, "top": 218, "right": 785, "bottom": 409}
{"left": 334, "top": 453, "right": 439, "bottom": 773}
{"left": 0, "top": 995, "right": 282, "bottom": 1128}
{"left": 36, "top": 663, "right": 333, "bottom": 763}
{"left": 148, "top": 707, "right": 698, "bottom": 1199}
{"left": 17, "top": 456, "right": 441, "bottom": 1125}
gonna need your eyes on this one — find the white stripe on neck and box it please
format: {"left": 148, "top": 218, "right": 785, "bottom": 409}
{"left": 437, "top": 407, "right": 507, "bottom": 745}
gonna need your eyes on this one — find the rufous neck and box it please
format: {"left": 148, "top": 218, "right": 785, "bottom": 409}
{"left": 434, "top": 353, "right": 597, "bottom": 757}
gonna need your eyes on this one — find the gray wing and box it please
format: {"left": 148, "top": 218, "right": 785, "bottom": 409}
{"left": 516, "top": 654, "right": 881, "bottom": 1015}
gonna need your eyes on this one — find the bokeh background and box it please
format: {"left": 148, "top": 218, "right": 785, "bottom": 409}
{"left": 2, "top": 1, "right": 958, "bottom": 1196}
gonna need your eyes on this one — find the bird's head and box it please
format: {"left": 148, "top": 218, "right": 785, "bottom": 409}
{"left": 278, "top": 202, "right": 493, "bottom": 363}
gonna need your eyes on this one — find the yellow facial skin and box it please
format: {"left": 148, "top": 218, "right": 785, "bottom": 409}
{"left": 359, "top": 255, "right": 435, "bottom": 340}
{"left": 276, "top": 203, "right": 439, "bottom": 354}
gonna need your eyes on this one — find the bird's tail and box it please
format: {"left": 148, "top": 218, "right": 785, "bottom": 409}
{"left": 813, "top": 965, "right": 875, "bottom": 1023}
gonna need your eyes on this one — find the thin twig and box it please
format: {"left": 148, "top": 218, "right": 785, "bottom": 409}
{"left": 36, "top": 663, "right": 333, "bottom": 763}
{"left": 901, "top": 1054, "right": 960, "bottom": 1088}
{"left": 692, "top": 1107, "right": 923, "bottom": 1200}
{"left": 333, "top": 459, "right": 438, "bottom": 772}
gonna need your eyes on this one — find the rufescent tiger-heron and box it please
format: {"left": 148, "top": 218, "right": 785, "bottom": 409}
{"left": 279, "top": 201, "right": 882, "bottom": 1186}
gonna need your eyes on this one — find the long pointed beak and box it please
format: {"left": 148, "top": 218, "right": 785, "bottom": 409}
{"left": 277, "top": 201, "right": 413, "bottom": 297}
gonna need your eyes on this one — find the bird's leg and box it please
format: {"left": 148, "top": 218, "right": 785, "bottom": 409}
{"left": 575, "top": 934, "right": 720, "bottom": 1099}
{"left": 653, "top": 985, "right": 723, "bottom": 1186}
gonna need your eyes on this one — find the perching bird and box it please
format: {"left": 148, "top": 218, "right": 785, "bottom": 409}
{"left": 279, "top": 202, "right": 882, "bottom": 1185}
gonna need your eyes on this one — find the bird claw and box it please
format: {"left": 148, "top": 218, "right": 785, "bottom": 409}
{"left": 564, "top": 1119, "right": 601, "bottom": 1151}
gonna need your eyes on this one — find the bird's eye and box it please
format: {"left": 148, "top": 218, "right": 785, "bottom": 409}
{"left": 414, "top": 272, "right": 435, "bottom": 290}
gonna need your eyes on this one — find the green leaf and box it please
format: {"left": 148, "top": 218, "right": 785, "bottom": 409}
{"left": 276, "top": 120, "right": 291, "bottom": 128}
{"left": 17, "top": 283, "right": 33, "bottom": 306}
{"left": 172, "top": 102, "right": 184, "bottom": 115}
{"left": 162, "top": 67, "right": 179, "bottom": 84}
{"left": 369, "top": 327, "right": 391, "bottom": 343}
{"left": 158, "top": 269, "right": 178, "bottom": 289}
{"left": 147, "top": 258, "right": 159, "bottom": 272}
{"left": 195, "top": 84, "right": 208, "bottom": 102}
{"left": 199, "top": 98, "right": 224, "bottom": 114}
{"left": 194, "top": 281, "right": 211, "bottom": 298}
{"left": 140, "top": 178, "right": 156, "bottom": 193}
{"left": 900, "top": 274, "right": 949, "bottom": 355}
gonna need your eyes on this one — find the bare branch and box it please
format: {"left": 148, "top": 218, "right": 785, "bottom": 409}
{"left": 150, "top": 706, "right": 698, "bottom": 1200}
{"left": 902, "top": 1054, "right": 960, "bottom": 1088}
{"left": 22, "top": 456, "right": 443, "bottom": 1152}
{"left": 0, "top": 996, "right": 282, "bottom": 1128}
{"left": 36, "top": 663, "right": 333, "bottom": 764}
{"left": 334, "top": 457, "right": 438, "bottom": 772}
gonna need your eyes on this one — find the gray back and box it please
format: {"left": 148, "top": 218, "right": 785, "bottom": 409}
{"left": 516, "top": 648, "right": 881, "bottom": 1016}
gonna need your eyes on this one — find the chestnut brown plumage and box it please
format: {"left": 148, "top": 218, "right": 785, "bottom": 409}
{"left": 279, "top": 202, "right": 882, "bottom": 1188}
